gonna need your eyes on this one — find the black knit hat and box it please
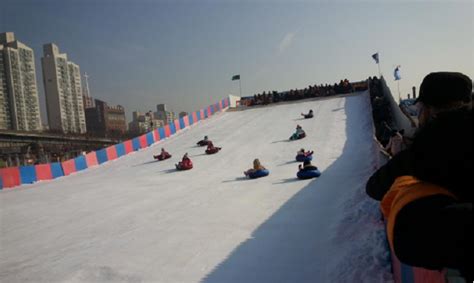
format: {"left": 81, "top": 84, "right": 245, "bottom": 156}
{"left": 417, "top": 72, "right": 472, "bottom": 107}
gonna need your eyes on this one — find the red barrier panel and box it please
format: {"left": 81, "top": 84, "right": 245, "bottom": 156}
{"left": 139, "top": 134, "right": 147, "bottom": 148}
{"left": 164, "top": 125, "right": 171, "bottom": 137}
{"left": 153, "top": 129, "right": 159, "bottom": 142}
{"left": 124, "top": 140, "right": 133, "bottom": 154}
{"left": 183, "top": 116, "right": 189, "bottom": 127}
{"left": 413, "top": 267, "right": 446, "bottom": 283}
{"left": 174, "top": 119, "right": 181, "bottom": 131}
{"left": 35, "top": 164, "right": 53, "bottom": 181}
{"left": 192, "top": 111, "right": 198, "bottom": 123}
{"left": 106, "top": 145, "right": 118, "bottom": 160}
{"left": 85, "top": 151, "right": 98, "bottom": 167}
{"left": 61, "top": 159, "right": 76, "bottom": 176}
{"left": 219, "top": 100, "right": 223, "bottom": 110}
{"left": 0, "top": 167, "right": 21, "bottom": 188}
{"left": 207, "top": 106, "right": 212, "bottom": 116}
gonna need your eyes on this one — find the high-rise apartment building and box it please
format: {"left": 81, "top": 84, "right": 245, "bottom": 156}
{"left": 41, "top": 43, "right": 86, "bottom": 133}
{"left": 0, "top": 32, "right": 42, "bottom": 131}
{"left": 155, "top": 104, "right": 176, "bottom": 125}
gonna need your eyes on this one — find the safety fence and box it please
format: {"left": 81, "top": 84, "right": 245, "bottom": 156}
{"left": 0, "top": 97, "right": 230, "bottom": 190}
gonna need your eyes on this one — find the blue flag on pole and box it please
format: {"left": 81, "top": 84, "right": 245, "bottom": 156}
{"left": 394, "top": 66, "right": 401, "bottom": 80}
{"left": 372, "top": 53, "right": 379, "bottom": 64}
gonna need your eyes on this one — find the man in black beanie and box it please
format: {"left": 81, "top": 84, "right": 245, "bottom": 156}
{"left": 366, "top": 72, "right": 472, "bottom": 200}
{"left": 366, "top": 72, "right": 472, "bottom": 280}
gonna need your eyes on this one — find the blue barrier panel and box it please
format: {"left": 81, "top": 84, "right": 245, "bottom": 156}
{"left": 196, "top": 111, "right": 201, "bottom": 121}
{"left": 20, "top": 165, "right": 37, "bottom": 184}
{"left": 96, "top": 149, "right": 108, "bottom": 164}
{"left": 401, "top": 262, "right": 415, "bottom": 283}
{"left": 189, "top": 115, "right": 194, "bottom": 125}
{"left": 74, "top": 155, "right": 87, "bottom": 171}
{"left": 170, "top": 123, "right": 176, "bottom": 135}
{"left": 204, "top": 110, "right": 208, "bottom": 119}
{"left": 51, "top": 162, "right": 64, "bottom": 178}
{"left": 132, "top": 138, "right": 141, "bottom": 151}
{"left": 146, "top": 132, "right": 154, "bottom": 146}
{"left": 210, "top": 105, "right": 215, "bottom": 114}
{"left": 115, "top": 143, "right": 125, "bottom": 157}
{"left": 179, "top": 118, "right": 185, "bottom": 129}
{"left": 0, "top": 177, "right": 3, "bottom": 189}
{"left": 158, "top": 127, "right": 166, "bottom": 139}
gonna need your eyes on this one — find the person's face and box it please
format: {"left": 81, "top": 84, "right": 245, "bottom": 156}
{"left": 416, "top": 102, "right": 430, "bottom": 128}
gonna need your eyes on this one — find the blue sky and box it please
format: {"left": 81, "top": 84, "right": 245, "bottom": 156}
{"left": 2, "top": 0, "right": 473, "bottom": 123}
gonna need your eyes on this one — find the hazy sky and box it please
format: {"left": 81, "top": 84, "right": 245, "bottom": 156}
{"left": 2, "top": 0, "right": 473, "bottom": 123}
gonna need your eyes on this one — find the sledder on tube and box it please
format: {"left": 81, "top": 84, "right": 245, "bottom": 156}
{"left": 176, "top": 153, "right": 193, "bottom": 170}
{"left": 205, "top": 141, "right": 222, "bottom": 154}
{"left": 296, "top": 148, "right": 314, "bottom": 162}
{"left": 154, "top": 148, "right": 172, "bottom": 161}
{"left": 197, "top": 135, "right": 211, "bottom": 147}
{"left": 297, "top": 160, "right": 321, "bottom": 179}
{"left": 244, "top": 158, "right": 269, "bottom": 179}
{"left": 301, "top": 109, "right": 314, "bottom": 119}
{"left": 290, "top": 125, "right": 306, "bottom": 140}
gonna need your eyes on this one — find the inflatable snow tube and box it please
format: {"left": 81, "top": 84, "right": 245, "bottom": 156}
{"left": 205, "top": 147, "right": 221, "bottom": 154}
{"left": 290, "top": 132, "right": 306, "bottom": 140}
{"left": 296, "top": 155, "right": 313, "bottom": 162}
{"left": 297, "top": 169, "right": 321, "bottom": 179}
{"left": 197, "top": 140, "right": 211, "bottom": 146}
{"left": 176, "top": 163, "right": 193, "bottom": 170}
{"left": 155, "top": 154, "right": 172, "bottom": 161}
{"left": 248, "top": 169, "right": 270, "bottom": 179}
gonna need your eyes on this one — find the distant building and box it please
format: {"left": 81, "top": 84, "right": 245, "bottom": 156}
{"left": 154, "top": 104, "right": 176, "bottom": 125}
{"left": 0, "top": 32, "right": 42, "bottom": 131}
{"left": 179, "top": 111, "right": 188, "bottom": 118}
{"left": 85, "top": 99, "right": 126, "bottom": 137}
{"left": 129, "top": 111, "right": 164, "bottom": 135}
{"left": 41, "top": 43, "right": 86, "bottom": 134}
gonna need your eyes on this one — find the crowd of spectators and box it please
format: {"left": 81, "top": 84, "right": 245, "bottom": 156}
{"left": 240, "top": 79, "right": 360, "bottom": 107}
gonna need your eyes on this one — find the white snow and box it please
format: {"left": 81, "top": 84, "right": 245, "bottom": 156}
{"left": 0, "top": 92, "right": 393, "bottom": 283}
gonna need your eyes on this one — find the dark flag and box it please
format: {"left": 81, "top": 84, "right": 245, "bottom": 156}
{"left": 232, "top": 75, "right": 240, "bottom": 81}
{"left": 372, "top": 53, "right": 379, "bottom": 64}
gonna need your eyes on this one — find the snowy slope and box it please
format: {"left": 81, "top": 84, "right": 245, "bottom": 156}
{"left": 0, "top": 92, "right": 392, "bottom": 283}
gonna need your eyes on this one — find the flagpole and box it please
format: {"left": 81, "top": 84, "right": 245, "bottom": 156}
{"left": 239, "top": 77, "right": 242, "bottom": 97}
{"left": 377, "top": 62, "right": 381, "bottom": 78}
{"left": 397, "top": 80, "right": 401, "bottom": 102}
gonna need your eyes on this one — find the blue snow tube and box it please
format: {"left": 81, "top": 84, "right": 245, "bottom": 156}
{"left": 297, "top": 169, "right": 321, "bottom": 179}
{"left": 295, "top": 155, "right": 313, "bottom": 162}
{"left": 248, "top": 169, "right": 270, "bottom": 179}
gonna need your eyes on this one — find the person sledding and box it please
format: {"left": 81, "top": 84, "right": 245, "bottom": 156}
{"left": 197, "top": 135, "right": 211, "bottom": 146}
{"left": 297, "top": 160, "right": 321, "bottom": 179}
{"left": 205, "top": 141, "right": 222, "bottom": 154}
{"left": 154, "top": 148, "right": 172, "bottom": 161}
{"left": 244, "top": 159, "right": 269, "bottom": 178}
{"left": 175, "top": 153, "right": 193, "bottom": 170}
{"left": 301, "top": 109, "right": 314, "bottom": 119}
{"left": 296, "top": 148, "right": 314, "bottom": 162}
{"left": 290, "top": 125, "right": 306, "bottom": 140}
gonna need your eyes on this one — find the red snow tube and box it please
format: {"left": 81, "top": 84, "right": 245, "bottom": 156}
{"left": 154, "top": 153, "right": 172, "bottom": 161}
{"left": 176, "top": 160, "right": 193, "bottom": 170}
{"left": 205, "top": 147, "right": 221, "bottom": 154}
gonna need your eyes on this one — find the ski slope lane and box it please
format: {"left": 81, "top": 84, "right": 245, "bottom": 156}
{"left": 0, "top": 92, "right": 392, "bottom": 282}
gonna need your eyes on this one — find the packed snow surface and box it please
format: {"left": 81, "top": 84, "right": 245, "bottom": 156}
{"left": 0, "top": 92, "right": 393, "bottom": 282}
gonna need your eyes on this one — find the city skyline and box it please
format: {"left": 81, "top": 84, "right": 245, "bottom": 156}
{"left": 2, "top": 0, "right": 473, "bottom": 124}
